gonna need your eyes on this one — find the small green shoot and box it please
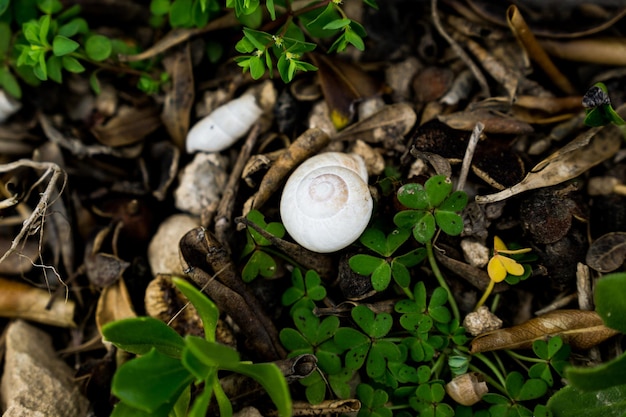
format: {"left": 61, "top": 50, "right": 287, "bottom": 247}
{"left": 582, "top": 82, "right": 626, "bottom": 128}
{"left": 281, "top": 268, "right": 326, "bottom": 313}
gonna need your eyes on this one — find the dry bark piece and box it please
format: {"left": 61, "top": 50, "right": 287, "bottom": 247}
{"left": 586, "top": 232, "right": 626, "bottom": 273}
{"left": 179, "top": 227, "right": 286, "bottom": 360}
{"left": 249, "top": 127, "right": 331, "bottom": 211}
{"left": 470, "top": 309, "right": 619, "bottom": 353}
{"left": 475, "top": 106, "right": 625, "bottom": 203}
{"left": 162, "top": 42, "right": 195, "bottom": 151}
{"left": 437, "top": 110, "right": 533, "bottom": 135}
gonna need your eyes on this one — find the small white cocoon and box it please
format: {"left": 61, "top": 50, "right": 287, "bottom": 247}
{"left": 186, "top": 94, "right": 263, "bottom": 153}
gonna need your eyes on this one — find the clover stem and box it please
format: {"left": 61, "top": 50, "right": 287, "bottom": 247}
{"left": 425, "top": 240, "right": 460, "bottom": 322}
{"left": 474, "top": 279, "right": 495, "bottom": 311}
{"left": 431, "top": 352, "right": 447, "bottom": 379}
{"left": 505, "top": 349, "right": 545, "bottom": 364}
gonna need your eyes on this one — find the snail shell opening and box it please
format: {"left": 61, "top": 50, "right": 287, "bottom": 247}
{"left": 280, "top": 156, "right": 373, "bottom": 253}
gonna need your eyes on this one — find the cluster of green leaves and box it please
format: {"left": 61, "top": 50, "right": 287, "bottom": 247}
{"left": 349, "top": 227, "right": 426, "bottom": 294}
{"left": 279, "top": 272, "right": 474, "bottom": 414}
{"left": 102, "top": 277, "right": 291, "bottom": 417}
{"left": 0, "top": 0, "right": 163, "bottom": 98}
{"left": 394, "top": 175, "right": 468, "bottom": 244}
{"left": 234, "top": 0, "right": 377, "bottom": 83}
{"left": 240, "top": 209, "right": 285, "bottom": 282}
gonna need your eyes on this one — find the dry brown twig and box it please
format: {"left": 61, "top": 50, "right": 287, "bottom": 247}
{"left": 0, "top": 159, "right": 67, "bottom": 271}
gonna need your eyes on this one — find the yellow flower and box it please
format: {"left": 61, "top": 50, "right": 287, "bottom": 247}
{"left": 475, "top": 236, "right": 531, "bottom": 310}
{"left": 487, "top": 236, "right": 530, "bottom": 283}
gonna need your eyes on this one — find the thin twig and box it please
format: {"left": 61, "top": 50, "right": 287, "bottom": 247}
{"left": 457, "top": 121, "right": 484, "bottom": 192}
{"left": 431, "top": 0, "right": 490, "bottom": 98}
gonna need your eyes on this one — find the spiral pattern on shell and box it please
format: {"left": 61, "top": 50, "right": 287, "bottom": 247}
{"left": 280, "top": 152, "right": 373, "bottom": 253}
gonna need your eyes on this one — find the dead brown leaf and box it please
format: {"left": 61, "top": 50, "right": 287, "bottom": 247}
{"left": 470, "top": 309, "right": 619, "bottom": 353}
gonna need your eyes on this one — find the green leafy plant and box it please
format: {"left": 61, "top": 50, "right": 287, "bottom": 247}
{"left": 102, "top": 276, "right": 291, "bottom": 417}
{"left": 240, "top": 209, "right": 286, "bottom": 282}
{"left": 349, "top": 227, "right": 427, "bottom": 295}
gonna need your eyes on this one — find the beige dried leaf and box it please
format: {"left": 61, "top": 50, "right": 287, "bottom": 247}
{"left": 470, "top": 309, "right": 619, "bottom": 353}
{"left": 476, "top": 106, "right": 625, "bottom": 203}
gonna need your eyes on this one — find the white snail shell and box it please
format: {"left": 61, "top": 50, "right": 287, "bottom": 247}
{"left": 280, "top": 152, "right": 373, "bottom": 253}
{"left": 186, "top": 94, "right": 262, "bottom": 153}
{"left": 445, "top": 372, "right": 488, "bottom": 406}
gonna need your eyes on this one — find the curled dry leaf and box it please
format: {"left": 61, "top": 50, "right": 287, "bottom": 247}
{"left": 95, "top": 277, "right": 135, "bottom": 334}
{"left": 90, "top": 105, "right": 161, "bottom": 148}
{"left": 291, "top": 399, "right": 361, "bottom": 416}
{"left": 0, "top": 277, "right": 76, "bottom": 327}
{"left": 586, "top": 232, "right": 626, "bottom": 273}
{"left": 437, "top": 110, "right": 533, "bottom": 135}
{"left": 470, "top": 309, "right": 619, "bottom": 353}
{"left": 335, "top": 103, "right": 417, "bottom": 145}
{"left": 475, "top": 106, "right": 625, "bottom": 203}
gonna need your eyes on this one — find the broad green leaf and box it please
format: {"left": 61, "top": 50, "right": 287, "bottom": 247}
{"left": 595, "top": 272, "right": 626, "bottom": 333}
{"left": 0, "top": 0, "right": 8, "bottom": 16}
{"left": 150, "top": 0, "right": 170, "bottom": 16}
{"left": 566, "top": 352, "right": 626, "bottom": 391}
{"left": 231, "top": 362, "right": 291, "bottom": 417}
{"left": 37, "top": 0, "right": 62, "bottom": 14}
{"left": 435, "top": 210, "right": 464, "bottom": 236}
{"left": 439, "top": 191, "right": 468, "bottom": 211}
{"left": 112, "top": 348, "right": 193, "bottom": 413}
{"left": 279, "top": 327, "right": 310, "bottom": 352}
{"left": 111, "top": 400, "right": 171, "bottom": 416}
{"left": 265, "top": 0, "right": 275, "bottom": 20}
{"left": 46, "top": 55, "right": 62, "bottom": 83}
{"left": 249, "top": 55, "right": 265, "bottom": 79}
{"left": 371, "top": 262, "right": 392, "bottom": 292}
{"left": 393, "top": 209, "right": 427, "bottom": 229}
{"left": 349, "top": 254, "right": 385, "bottom": 275}
{"left": 516, "top": 378, "right": 548, "bottom": 401}
{"left": 0, "top": 23, "right": 10, "bottom": 56}
{"left": 323, "top": 18, "right": 350, "bottom": 30}
{"left": 170, "top": 0, "right": 193, "bottom": 27}
{"left": 85, "top": 34, "right": 112, "bottom": 61}
{"left": 185, "top": 336, "right": 240, "bottom": 368}
{"left": 301, "top": 3, "right": 341, "bottom": 38}
{"left": 395, "top": 247, "right": 426, "bottom": 267}
{"left": 62, "top": 55, "right": 85, "bottom": 73}
{"left": 172, "top": 277, "right": 219, "bottom": 342}
{"left": 102, "top": 316, "right": 185, "bottom": 357}
{"left": 529, "top": 362, "right": 553, "bottom": 386}
{"left": 547, "top": 383, "right": 626, "bottom": 417}
{"left": 391, "top": 260, "right": 410, "bottom": 288}
{"left": 0, "top": 68, "right": 22, "bottom": 99}
{"left": 425, "top": 175, "right": 452, "bottom": 207}
{"left": 242, "top": 250, "right": 276, "bottom": 281}
{"left": 352, "top": 305, "right": 393, "bottom": 338}
{"left": 58, "top": 18, "right": 88, "bottom": 37}
{"left": 181, "top": 345, "right": 214, "bottom": 380}
{"left": 52, "top": 35, "right": 79, "bottom": 56}
{"left": 334, "top": 327, "right": 369, "bottom": 349}
{"left": 38, "top": 14, "right": 51, "bottom": 44}
{"left": 345, "top": 29, "right": 364, "bottom": 51}
{"left": 397, "top": 183, "right": 428, "bottom": 209}
{"left": 412, "top": 212, "right": 436, "bottom": 244}
{"left": 359, "top": 228, "right": 388, "bottom": 256}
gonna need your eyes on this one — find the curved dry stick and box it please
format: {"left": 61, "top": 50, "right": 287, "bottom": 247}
{"left": 0, "top": 160, "right": 67, "bottom": 268}
{"left": 431, "top": 0, "right": 490, "bottom": 98}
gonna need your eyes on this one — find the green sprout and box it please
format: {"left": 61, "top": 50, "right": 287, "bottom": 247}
{"left": 349, "top": 227, "right": 427, "bottom": 296}
{"left": 582, "top": 82, "right": 626, "bottom": 128}
{"left": 240, "top": 209, "right": 285, "bottom": 283}
{"left": 102, "top": 277, "right": 291, "bottom": 417}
